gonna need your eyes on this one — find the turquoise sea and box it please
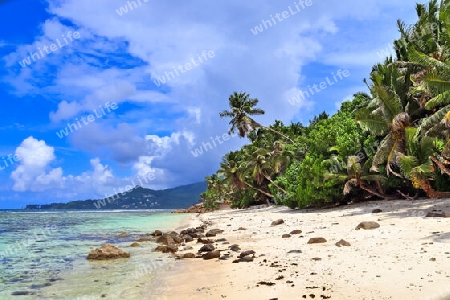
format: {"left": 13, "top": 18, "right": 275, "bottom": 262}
{"left": 0, "top": 210, "right": 191, "bottom": 299}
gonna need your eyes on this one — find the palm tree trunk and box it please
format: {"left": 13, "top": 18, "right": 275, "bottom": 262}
{"left": 241, "top": 181, "right": 274, "bottom": 198}
{"left": 360, "top": 182, "right": 387, "bottom": 199}
{"left": 430, "top": 156, "right": 450, "bottom": 176}
{"left": 251, "top": 119, "right": 294, "bottom": 143}
{"left": 263, "top": 174, "right": 287, "bottom": 194}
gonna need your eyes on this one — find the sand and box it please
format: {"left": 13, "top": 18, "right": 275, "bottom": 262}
{"left": 153, "top": 199, "right": 450, "bottom": 300}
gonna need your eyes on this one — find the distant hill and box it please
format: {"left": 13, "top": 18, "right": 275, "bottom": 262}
{"left": 25, "top": 182, "right": 207, "bottom": 210}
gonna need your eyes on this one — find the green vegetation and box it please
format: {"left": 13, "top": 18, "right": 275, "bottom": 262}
{"left": 25, "top": 182, "right": 206, "bottom": 210}
{"left": 201, "top": 0, "right": 450, "bottom": 209}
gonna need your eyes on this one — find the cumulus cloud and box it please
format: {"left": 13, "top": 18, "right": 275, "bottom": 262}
{"left": 11, "top": 137, "right": 63, "bottom": 192}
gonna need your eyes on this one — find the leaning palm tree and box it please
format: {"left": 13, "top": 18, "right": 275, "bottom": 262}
{"left": 355, "top": 61, "right": 412, "bottom": 176}
{"left": 325, "top": 155, "right": 388, "bottom": 199}
{"left": 219, "top": 92, "right": 294, "bottom": 143}
{"left": 398, "top": 126, "right": 450, "bottom": 198}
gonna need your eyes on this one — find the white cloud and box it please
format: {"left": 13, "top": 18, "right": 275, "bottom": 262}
{"left": 11, "top": 137, "right": 63, "bottom": 192}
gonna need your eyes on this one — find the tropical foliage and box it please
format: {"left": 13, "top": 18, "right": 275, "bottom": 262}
{"left": 201, "top": 0, "right": 450, "bottom": 209}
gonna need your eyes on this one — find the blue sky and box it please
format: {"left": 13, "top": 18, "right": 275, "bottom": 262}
{"left": 0, "top": 0, "right": 418, "bottom": 208}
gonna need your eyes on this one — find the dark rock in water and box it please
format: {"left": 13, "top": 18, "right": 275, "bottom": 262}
{"left": 87, "top": 244, "right": 130, "bottom": 260}
{"left": 154, "top": 244, "right": 178, "bottom": 253}
{"left": 215, "top": 238, "right": 227, "bottom": 242}
{"left": 202, "top": 250, "right": 220, "bottom": 260}
{"left": 372, "top": 209, "right": 383, "bottom": 213}
{"left": 290, "top": 230, "right": 302, "bottom": 234}
{"left": 48, "top": 277, "right": 62, "bottom": 282}
{"left": 118, "top": 232, "right": 127, "bottom": 237}
{"left": 199, "top": 244, "right": 215, "bottom": 252}
{"left": 425, "top": 210, "right": 450, "bottom": 218}
{"left": 156, "top": 234, "right": 175, "bottom": 245}
{"left": 355, "top": 221, "right": 380, "bottom": 230}
{"left": 12, "top": 291, "right": 35, "bottom": 296}
{"left": 130, "top": 242, "right": 141, "bottom": 247}
{"left": 307, "top": 238, "right": 327, "bottom": 244}
{"left": 237, "top": 227, "right": 247, "bottom": 230}
{"left": 335, "top": 239, "right": 351, "bottom": 247}
{"left": 229, "top": 244, "right": 241, "bottom": 252}
{"left": 151, "top": 230, "right": 163, "bottom": 236}
{"left": 287, "top": 250, "right": 302, "bottom": 254}
{"left": 282, "top": 234, "right": 291, "bottom": 238}
{"left": 271, "top": 219, "right": 284, "bottom": 226}
{"left": 137, "top": 237, "right": 151, "bottom": 242}
{"left": 30, "top": 283, "right": 51, "bottom": 289}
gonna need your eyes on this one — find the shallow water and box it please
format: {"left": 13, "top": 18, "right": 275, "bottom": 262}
{"left": 0, "top": 210, "right": 190, "bottom": 299}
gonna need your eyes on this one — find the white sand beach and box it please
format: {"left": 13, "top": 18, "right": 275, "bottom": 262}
{"left": 155, "top": 199, "right": 450, "bottom": 300}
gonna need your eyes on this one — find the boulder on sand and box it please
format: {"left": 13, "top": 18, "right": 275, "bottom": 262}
{"left": 87, "top": 244, "right": 130, "bottom": 260}
{"left": 355, "top": 221, "right": 380, "bottom": 230}
{"left": 271, "top": 219, "right": 284, "bottom": 226}
{"left": 307, "top": 237, "right": 327, "bottom": 244}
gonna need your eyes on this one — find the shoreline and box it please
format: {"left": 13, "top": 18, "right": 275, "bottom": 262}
{"left": 155, "top": 199, "right": 450, "bottom": 300}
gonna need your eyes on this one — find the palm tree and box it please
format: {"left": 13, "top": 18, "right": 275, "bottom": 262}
{"left": 218, "top": 151, "right": 274, "bottom": 200}
{"left": 398, "top": 127, "right": 450, "bottom": 197}
{"left": 325, "top": 156, "right": 387, "bottom": 199}
{"left": 220, "top": 92, "right": 294, "bottom": 143}
{"left": 355, "top": 60, "right": 412, "bottom": 176}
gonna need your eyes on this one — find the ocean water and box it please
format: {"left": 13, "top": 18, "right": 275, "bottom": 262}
{"left": 0, "top": 210, "right": 191, "bottom": 299}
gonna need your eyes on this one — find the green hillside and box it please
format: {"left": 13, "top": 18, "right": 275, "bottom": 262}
{"left": 25, "top": 182, "right": 206, "bottom": 210}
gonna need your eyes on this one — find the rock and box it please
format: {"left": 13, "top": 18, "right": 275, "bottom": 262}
{"left": 181, "top": 235, "right": 193, "bottom": 243}
{"left": 154, "top": 244, "right": 178, "bottom": 253}
{"left": 197, "top": 238, "right": 214, "bottom": 244}
{"left": 355, "top": 221, "right": 380, "bottom": 230}
{"left": 237, "top": 227, "right": 247, "bottom": 230}
{"left": 12, "top": 291, "right": 35, "bottom": 296}
{"left": 205, "top": 229, "right": 224, "bottom": 237}
{"left": 335, "top": 239, "right": 351, "bottom": 247}
{"left": 156, "top": 234, "right": 175, "bottom": 245}
{"left": 372, "top": 209, "right": 383, "bottom": 213}
{"left": 229, "top": 244, "right": 241, "bottom": 252}
{"left": 425, "top": 210, "right": 450, "bottom": 218}
{"left": 118, "top": 232, "right": 127, "bottom": 237}
{"left": 287, "top": 250, "right": 302, "bottom": 254}
{"left": 238, "top": 250, "right": 255, "bottom": 258}
{"left": 202, "top": 250, "right": 220, "bottom": 260}
{"left": 151, "top": 230, "right": 163, "bottom": 236}
{"left": 182, "top": 245, "right": 193, "bottom": 251}
{"left": 137, "top": 237, "right": 151, "bottom": 242}
{"left": 290, "top": 230, "right": 302, "bottom": 234}
{"left": 215, "top": 238, "right": 227, "bottom": 242}
{"left": 282, "top": 234, "right": 291, "bottom": 238}
{"left": 233, "top": 256, "right": 254, "bottom": 263}
{"left": 271, "top": 219, "right": 284, "bottom": 226}
{"left": 168, "top": 232, "right": 183, "bottom": 243}
{"left": 307, "top": 238, "right": 327, "bottom": 244}
{"left": 130, "top": 242, "right": 141, "bottom": 247}
{"left": 183, "top": 253, "right": 196, "bottom": 258}
{"left": 199, "top": 244, "right": 215, "bottom": 252}
{"left": 219, "top": 254, "right": 232, "bottom": 260}
{"left": 87, "top": 244, "right": 130, "bottom": 260}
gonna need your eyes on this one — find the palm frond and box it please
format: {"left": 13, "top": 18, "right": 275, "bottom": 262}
{"left": 355, "top": 107, "right": 389, "bottom": 135}
{"left": 425, "top": 89, "right": 450, "bottom": 109}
